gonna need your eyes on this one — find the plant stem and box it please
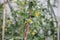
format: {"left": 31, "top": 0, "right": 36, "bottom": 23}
{"left": 2, "top": 0, "right": 6, "bottom": 40}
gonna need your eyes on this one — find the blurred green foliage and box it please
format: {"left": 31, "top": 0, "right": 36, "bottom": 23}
{"left": 0, "top": 0, "right": 58, "bottom": 40}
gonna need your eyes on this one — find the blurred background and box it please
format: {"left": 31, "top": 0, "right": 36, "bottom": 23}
{"left": 0, "top": 0, "right": 60, "bottom": 40}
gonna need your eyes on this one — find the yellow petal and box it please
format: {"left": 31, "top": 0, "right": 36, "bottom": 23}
{"left": 35, "top": 12, "right": 41, "bottom": 17}
{"left": 27, "top": 19, "right": 32, "bottom": 23}
{"left": 32, "top": 32, "right": 36, "bottom": 36}
{"left": 21, "top": 1, "right": 25, "bottom": 5}
{"left": 13, "top": 0, "right": 17, "bottom": 2}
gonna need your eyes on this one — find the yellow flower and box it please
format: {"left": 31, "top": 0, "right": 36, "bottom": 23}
{"left": 32, "top": 31, "right": 36, "bottom": 36}
{"left": 21, "top": 1, "right": 25, "bottom": 5}
{"left": 35, "top": 11, "right": 41, "bottom": 17}
{"left": 13, "top": 0, "right": 17, "bottom": 2}
{"left": 27, "top": 19, "right": 32, "bottom": 24}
